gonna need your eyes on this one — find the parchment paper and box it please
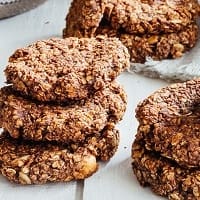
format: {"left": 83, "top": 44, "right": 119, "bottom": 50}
{"left": 129, "top": 19, "right": 200, "bottom": 82}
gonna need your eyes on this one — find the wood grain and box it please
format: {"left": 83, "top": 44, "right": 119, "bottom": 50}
{"left": 83, "top": 73, "right": 167, "bottom": 200}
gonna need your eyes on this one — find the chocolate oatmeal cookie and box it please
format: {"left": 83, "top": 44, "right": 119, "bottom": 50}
{"left": 0, "top": 124, "right": 119, "bottom": 184}
{"left": 71, "top": 124, "right": 120, "bottom": 161}
{"left": 0, "top": 131, "right": 97, "bottom": 185}
{"left": 132, "top": 139, "right": 200, "bottom": 200}
{"left": 64, "top": 0, "right": 199, "bottom": 37}
{"left": 136, "top": 78, "right": 200, "bottom": 125}
{"left": 95, "top": 24, "right": 198, "bottom": 63}
{"left": 5, "top": 37, "right": 129, "bottom": 102}
{"left": 135, "top": 78, "right": 200, "bottom": 168}
{"left": 137, "top": 122, "right": 200, "bottom": 168}
{"left": 0, "top": 82, "right": 126, "bottom": 143}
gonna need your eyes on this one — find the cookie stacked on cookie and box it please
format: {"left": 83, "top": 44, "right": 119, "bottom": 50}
{"left": 0, "top": 37, "right": 129, "bottom": 184}
{"left": 63, "top": 0, "right": 200, "bottom": 63}
{"left": 132, "top": 78, "right": 200, "bottom": 199}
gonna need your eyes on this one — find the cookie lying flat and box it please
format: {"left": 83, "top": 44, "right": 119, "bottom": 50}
{"left": 136, "top": 78, "right": 200, "bottom": 125}
{"left": 138, "top": 121, "right": 200, "bottom": 168}
{"left": 95, "top": 24, "right": 198, "bottom": 63}
{"left": 0, "top": 124, "right": 119, "bottom": 184}
{"left": 136, "top": 78, "right": 200, "bottom": 168}
{"left": 132, "top": 139, "right": 200, "bottom": 200}
{"left": 64, "top": 0, "right": 199, "bottom": 37}
{"left": 5, "top": 37, "right": 129, "bottom": 102}
{"left": 0, "top": 132, "right": 97, "bottom": 184}
{"left": 0, "top": 82, "right": 126, "bottom": 143}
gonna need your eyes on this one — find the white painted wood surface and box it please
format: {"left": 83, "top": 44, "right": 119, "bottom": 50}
{"left": 0, "top": 0, "right": 169, "bottom": 199}
{"left": 84, "top": 73, "right": 167, "bottom": 200}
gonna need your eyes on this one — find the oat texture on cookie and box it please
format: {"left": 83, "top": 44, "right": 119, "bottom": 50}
{"left": 0, "top": 83, "right": 126, "bottom": 143}
{"left": 132, "top": 78, "right": 200, "bottom": 199}
{"left": 63, "top": 0, "right": 200, "bottom": 63}
{"left": 5, "top": 37, "right": 129, "bottom": 102}
{"left": 0, "top": 37, "right": 128, "bottom": 184}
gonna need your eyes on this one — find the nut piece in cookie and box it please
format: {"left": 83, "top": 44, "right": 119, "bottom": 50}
{"left": 132, "top": 139, "right": 200, "bottom": 200}
{"left": 0, "top": 132, "right": 97, "bottom": 184}
{"left": 5, "top": 37, "right": 129, "bottom": 102}
{"left": 0, "top": 82, "right": 126, "bottom": 143}
{"left": 135, "top": 78, "right": 200, "bottom": 168}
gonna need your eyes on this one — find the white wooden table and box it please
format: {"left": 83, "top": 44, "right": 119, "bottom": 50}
{"left": 0, "top": 0, "right": 168, "bottom": 199}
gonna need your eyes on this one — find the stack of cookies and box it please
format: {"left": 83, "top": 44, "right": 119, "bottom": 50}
{"left": 63, "top": 0, "right": 200, "bottom": 63}
{"left": 132, "top": 78, "right": 200, "bottom": 199}
{"left": 0, "top": 37, "right": 130, "bottom": 184}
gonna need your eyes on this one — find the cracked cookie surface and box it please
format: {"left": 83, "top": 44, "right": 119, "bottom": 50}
{"left": 5, "top": 37, "right": 129, "bottom": 102}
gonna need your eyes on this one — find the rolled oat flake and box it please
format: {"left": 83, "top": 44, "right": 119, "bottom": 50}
{"left": 0, "top": 0, "right": 46, "bottom": 19}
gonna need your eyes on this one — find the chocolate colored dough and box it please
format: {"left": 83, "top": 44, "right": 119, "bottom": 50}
{"left": 5, "top": 37, "right": 129, "bottom": 102}
{"left": 0, "top": 82, "right": 126, "bottom": 143}
{"left": 132, "top": 139, "right": 200, "bottom": 200}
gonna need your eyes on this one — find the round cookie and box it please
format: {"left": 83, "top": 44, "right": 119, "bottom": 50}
{"left": 136, "top": 78, "right": 200, "bottom": 168}
{"left": 63, "top": 0, "right": 199, "bottom": 37}
{"left": 132, "top": 139, "right": 200, "bottom": 200}
{"left": 108, "top": 0, "right": 199, "bottom": 35}
{"left": 5, "top": 37, "right": 129, "bottom": 102}
{"left": 137, "top": 122, "right": 200, "bottom": 168}
{"left": 0, "top": 131, "right": 97, "bottom": 184}
{"left": 0, "top": 125, "right": 119, "bottom": 184}
{"left": 0, "top": 82, "right": 126, "bottom": 143}
{"left": 136, "top": 78, "right": 200, "bottom": 125}
{"left": 95, "top": 24, "right": 198, "bottom": 63}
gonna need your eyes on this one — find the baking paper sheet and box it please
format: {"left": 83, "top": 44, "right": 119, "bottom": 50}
{"left": 129, "top": 19, "right": 200, "bottom": 82}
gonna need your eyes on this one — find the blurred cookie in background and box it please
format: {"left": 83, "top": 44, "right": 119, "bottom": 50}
{"left": 0, "top": 0, "right": 47, "bottom": 19}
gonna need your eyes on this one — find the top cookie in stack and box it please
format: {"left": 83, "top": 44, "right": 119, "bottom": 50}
{"left": 5, "top": 37, "right": 129, "bottom": 102}
{"left": 63, "top": 0, "right": 200, "bottom": 63}
{"left": 0, "top": 36, "right": 129, "bottom": 184}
